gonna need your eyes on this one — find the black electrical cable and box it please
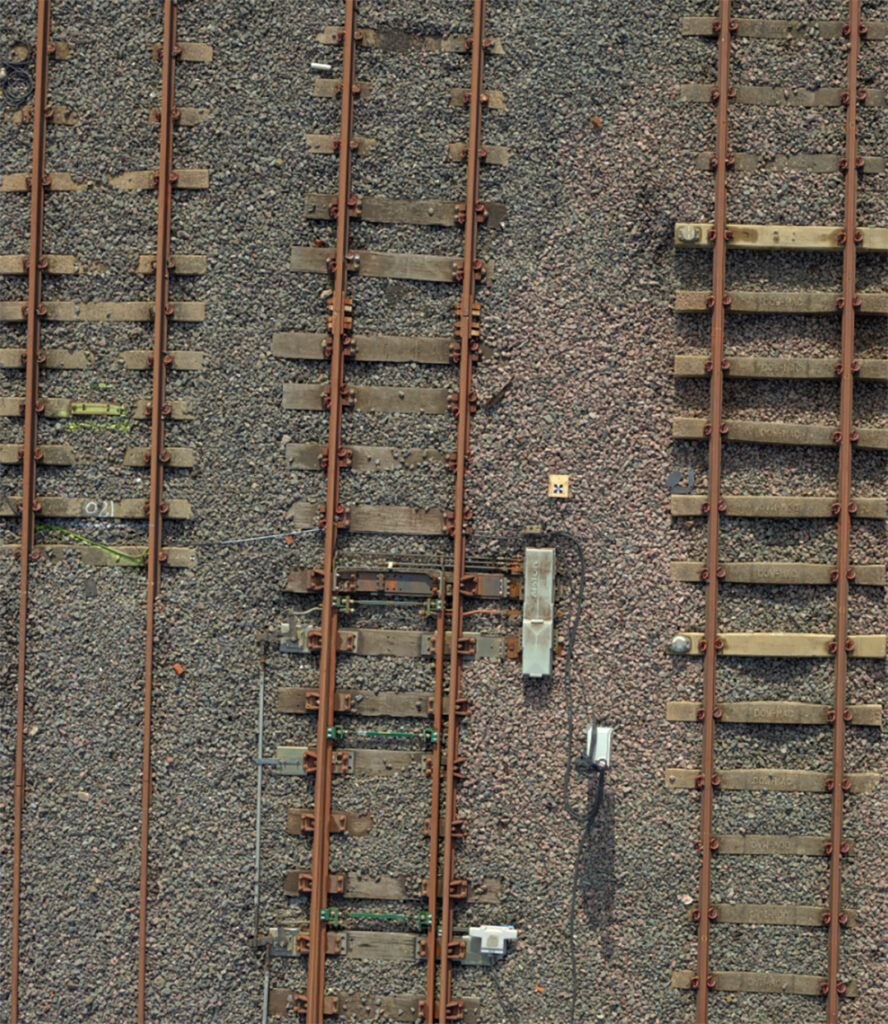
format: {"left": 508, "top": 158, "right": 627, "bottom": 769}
{"left": 568, "top": 768, "right": 606, "bottom": 1024}
{"left": 545, "top": 530, "right": 591, "bottom": 823}
{"left": 488, "top": 956, "right": 520, "bottom": 1024}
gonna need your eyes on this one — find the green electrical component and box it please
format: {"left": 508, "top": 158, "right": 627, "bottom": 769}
{"left": 69, "top": 401, "right": 126, "bottom": 416}
{"left": 421, "top": 728, "right": 438, "bottom": 744}
{"left": 326, "top": 725, "right": 346, "bottom": 741}
{"left": 416, "top": 911, "right": 433, "bottom": 930}
{"left": 333, "top": 595, "right": 353, "bottom": 613}
{"left": 320, "top": 908, "right": 341, "bottom": 927}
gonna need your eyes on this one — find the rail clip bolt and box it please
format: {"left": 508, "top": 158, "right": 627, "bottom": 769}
{"left": 713, "top": 637, "right": 724, "bottom": 651}
{"left": 833, "top": 362, "right": 844, "bottom": 376}
{"left": 841, "top": 777, "right": 852, "bottom": 792}
{"left": 848, "top": 502, "right": 858, "bottom": 515}
{"left": 698, "top": 639, "right": 707, "bottom": 653}
{"left": 703, "top": 358, "right": 713, "bottom": 374}
{"left": 830, "top": 570, "right": 840, "bottom": 583}
{"left": 831, "top": 502, "right": 841, "bottom": 517}
{"left": 717, "top": 500, "right": 727, "bottom": 513}
{"left": 706, "top": 229, "right": 717, "bottom": 243}
{"left": 837, "top": 982, "right": 848, "bottom": 996}
{"left": 706, "top": 976, "right": 717, "bottom": 990}
{"left": 690, "top": 976, "right": 700, "bottom": 991}
{"left": 703, "top": 422, "right": 713, "bottom": 437}
{"left": 844, "top": 639, "right": 855, "bottom": 653}
{"left": 705, "top": 294, "right": 716, "bottom": 309}
{"left": 832, "top": 430, "right": 843, "bottom": 444}
{"left": 694, "top": 775, "right": 705, "bottom": 790}
{"left": 724, "top": 230, "right": 733, "bottom": 241}
{"left": 691, "top": 908, "right": 701, "bottom": 922}
{"left": 722, "top": 294, "right": 732, "bottom": 307}
{"left": 822, "top": 912, "right": 832, "bottom": 927}
{"left": 708, "top": 906, "right": 718, "bottom": 921}
{"left": 719, "top": 422, "right": 729, "bottom": 435}
{"left": 843, "top": 709, "right": 853, "bottom": 723}
{"left": 820, "top": 982, "right": 831, "bottom": 996}
{"left": 841, "top": 91, "right": 850, "bottom": 106}
{"left": 716, "top": 566, "right": 726, "bottom": 579}
{"left": 837, "top": 231, "right": 847, "bottom": 245}
{"left": 709, "top": 838, "right": 719, "bottom": 852}
{"left": 855, "top": 156, "right": 865, "bottom": 170}
{"left": 824, "top": 841, "right": 834, "bottom": 856}
{"left": 721, "top": 358, "right": 730, "bottom": 371}
{"left": 839, "top": 913, "right": 849, "bottom": 927}
{"left": 699, "top": 568, "right": 710, "bottom": 582}
{"left": 842, "top": 22, "right": 851, "bottom": 36}
{"left": 846, "top": 568, "right": 856, "bottom": 581}
{"left": 840, "top": 841, "right": 850, "bottom": 855}
{"left": 700, "top": 501, "right": 711, "bottom": 515}
{"left": 859, "top": 23, "right": 868, "bottom": 35}
{"left": 696, "top": 707, "right": 706, "bottom": 722}
{"left": 853, "top": 230, "right": 863, "bottom": 244}
{"left": 712, "top": 706, "right": 722, "bottom": 720}
{"left": 711, "top": 773, "right": 721, "bottom": 788}
{"left": 827, "top": 709, "right": 837, "bottom": 724}
{"left": 825, "top": 777, "right": 836, "bottom": 792}
{"left": 709, "top": 88, "right": 720, "bottom": 102}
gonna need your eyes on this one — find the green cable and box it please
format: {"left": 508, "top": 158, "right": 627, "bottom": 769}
{"left": 34, "top": 523, "right": 146, "bottom": 565}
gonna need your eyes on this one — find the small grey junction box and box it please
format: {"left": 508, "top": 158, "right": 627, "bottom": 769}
{"left": 522, "top": 547, "right": 555, "bottom": 676}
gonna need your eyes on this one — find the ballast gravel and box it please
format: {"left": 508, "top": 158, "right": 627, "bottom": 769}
{"left": 1, "top": 0, "right": 886, "bottom": 1023}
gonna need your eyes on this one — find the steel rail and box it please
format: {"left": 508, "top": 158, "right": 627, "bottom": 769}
{"left": 694, "top": 1, "right": 732, "bottom": 1017}
{"left": 827, "top": 3, "right": 862, "bottom": 1017}
{"left": 438, "top": 3, "right": 487, "bottom": 1020}
{"left": 10, "top": 4, "right": 52, "bottom": 1021}
{"left": 424, "top": 584, "right": 447, "bottom": 1022}
{"left": 138, "top": 2, "right": 177, "bottom": 1019}
{"left": 305, "top": 0, "right": 358, "bottom": 1018}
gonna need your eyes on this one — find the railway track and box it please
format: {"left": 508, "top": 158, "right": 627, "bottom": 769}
{"left": 668, "top": 4, "right": 886, "bottom": 1022}
{"left": 4, "top": 3, "right": 209, "bottom": 1019}
{"left": 257, "top": 2, "right": 524, "bottom": 1020}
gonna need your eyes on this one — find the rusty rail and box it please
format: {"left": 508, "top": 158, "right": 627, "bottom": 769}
{"left": 304, "top": 0, "right": 358, "bottom": 1018}
{"left": 693, "top": 3, "right": 732, "bottom": 1015}
{"left": 10, "top": 4, "right": 52, "bottom": 1022}
{"left": 827, "top": 3, "right": 863, "bottom": 1017}
{"left": 683, "top": 2, "right": 870, "bottom": 1020}
{"left": 138, "top": 2, "right": 177, "bottom": 1020}
{"left": 436, "top": 3, "right": 487, "bottom": 1020}
{"left": 423, "top": 583, "right": 447, "bottom": 1020}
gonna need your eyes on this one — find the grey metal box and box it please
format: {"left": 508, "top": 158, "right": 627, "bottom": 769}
{"left": 522, "top": 547, "right": 555, "bottom": 676}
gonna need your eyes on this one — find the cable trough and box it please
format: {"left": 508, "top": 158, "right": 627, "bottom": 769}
{"left": 667, "top": 4, "right": 885, "bottom": 1022}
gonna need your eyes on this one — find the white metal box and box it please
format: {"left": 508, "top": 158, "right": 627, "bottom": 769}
{"left": 522, "top": 547, "right": 555, "bottom": 676}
